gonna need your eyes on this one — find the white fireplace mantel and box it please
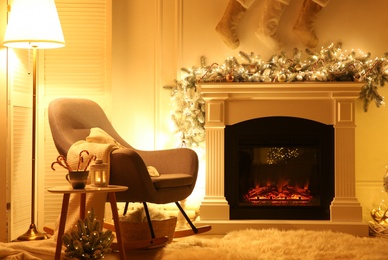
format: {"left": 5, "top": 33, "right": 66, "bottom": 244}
{"left": 196, "top": 82, "right": 369, "bottom": 236}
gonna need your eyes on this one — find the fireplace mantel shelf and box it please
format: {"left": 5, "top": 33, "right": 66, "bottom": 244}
{"left": 196, "top": 81, "right": 369, "bottom": 237}
{"left": 199, "top": 82, "right": 363, "bottom": 100}
{"left": 197, "top": 82, "right": 363, "bottom": 126}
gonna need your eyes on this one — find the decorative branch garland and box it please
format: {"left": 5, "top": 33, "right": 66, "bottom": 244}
{"left": 169, "top": 42, "right": 388, "bottom": 147}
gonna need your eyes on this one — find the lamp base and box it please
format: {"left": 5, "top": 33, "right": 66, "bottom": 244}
{"left": 17, "top": 223, "right": 48, "bottom": 241}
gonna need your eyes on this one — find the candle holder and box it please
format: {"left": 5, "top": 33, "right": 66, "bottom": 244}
{"left": 90, "top": 160, "right": 109, "bottom": 187}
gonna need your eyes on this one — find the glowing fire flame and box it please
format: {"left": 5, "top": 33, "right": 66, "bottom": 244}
{"left": 243, "top": 182, "right": 312, "bottom": 203}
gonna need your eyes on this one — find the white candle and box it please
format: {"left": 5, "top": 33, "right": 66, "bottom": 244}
{"left": 102, "top": 170, "right": 106, "bottom": 184}
{"left": 95, "top": 171, "right": 101, "bottom": 184}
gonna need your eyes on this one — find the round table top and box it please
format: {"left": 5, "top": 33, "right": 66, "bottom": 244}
{"left": 47, "top": 185, "right": 128, "bottom": 194}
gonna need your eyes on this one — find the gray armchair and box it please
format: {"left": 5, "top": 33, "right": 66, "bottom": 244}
{"left": 48, "top": 98, "right": 210, "bottom": 245}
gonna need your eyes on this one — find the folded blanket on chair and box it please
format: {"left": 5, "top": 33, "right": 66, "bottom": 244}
{"left": 53, "top": 128, "right": 121, "bottom": 241}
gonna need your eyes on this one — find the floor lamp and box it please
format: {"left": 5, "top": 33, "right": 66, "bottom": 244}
{"left": 3, "top": 0, "right": 65, "bottom": 241}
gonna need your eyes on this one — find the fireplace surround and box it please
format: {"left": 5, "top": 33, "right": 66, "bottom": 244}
{"left": 196, "top": 82, "right": 369, "bottom": 236}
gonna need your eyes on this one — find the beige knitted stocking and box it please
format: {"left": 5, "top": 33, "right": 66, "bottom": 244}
{"left": 215, "top": 0, "right": 255, "bottom": 49}
{"left": 255, "top": 0, "right": 290, "bottom": 51}
{"left": 293, "top": 0, "right": 324, "bottom": 48}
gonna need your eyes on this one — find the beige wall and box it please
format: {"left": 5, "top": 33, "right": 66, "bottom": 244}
{"left": 112, "top": 0, "right": 179, "bottom": 151}
{"left": 112, "top": 0, "right": 388, "bottom": 220}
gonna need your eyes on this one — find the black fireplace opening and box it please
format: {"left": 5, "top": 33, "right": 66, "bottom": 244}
{"left": 225, "top": 116, "right": 334, "bottom": 220}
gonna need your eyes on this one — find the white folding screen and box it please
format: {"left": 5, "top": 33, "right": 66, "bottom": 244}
{"left": 8, "top": 48, "right": 34, "bottom": 241}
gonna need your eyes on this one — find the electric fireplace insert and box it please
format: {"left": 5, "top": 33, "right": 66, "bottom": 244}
{"left": 225, "top": 116, "right": 334, "bottom": 220}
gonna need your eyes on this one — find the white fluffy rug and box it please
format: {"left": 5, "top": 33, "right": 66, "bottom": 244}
{"left": 2, "top": 228, "right": 388, "bottom": 259}
{"left": 160, "top": 228, "right": 388, "bottom": 260}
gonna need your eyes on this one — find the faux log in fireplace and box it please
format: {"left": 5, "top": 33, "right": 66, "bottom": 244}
{"left": 225, "top": 116, "right": 334, "bottom": 220}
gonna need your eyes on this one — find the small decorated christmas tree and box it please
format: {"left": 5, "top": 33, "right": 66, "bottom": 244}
{"left": 62, "top": 208, "right": 115, "bottom": 259}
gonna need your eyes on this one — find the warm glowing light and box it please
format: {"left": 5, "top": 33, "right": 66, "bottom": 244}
{"left": 90, "top": 160, "right": 108, "bottom": 187}
{"left": 3, "top": 0, "right": 65, "bottom": 49}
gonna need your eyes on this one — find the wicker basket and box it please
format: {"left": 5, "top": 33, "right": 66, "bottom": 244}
{"left": 120, "top": 216, "right": 177, "bottom": 244}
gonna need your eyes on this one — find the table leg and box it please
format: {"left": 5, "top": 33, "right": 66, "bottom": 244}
{"left": 108, "top": 192, "right": 126, "bottom": 260}
{"left": 55, "top": 193, "right": 70, "bottom": 260}
{"left": 80, "top": 193, "right": 86, "bottom": 219}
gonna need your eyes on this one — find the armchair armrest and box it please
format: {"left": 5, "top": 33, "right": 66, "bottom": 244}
{"left": 136, "top": 148, "right": 198, "bottom": 177}
{"left": 109, "top": 148, "right": 156, "bottom": 202}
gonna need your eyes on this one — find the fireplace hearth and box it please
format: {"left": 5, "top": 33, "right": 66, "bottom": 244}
{"left": 196, "top": 82, "right": 369, "bottom": 237}
{"left": 225, "top": 116, "right": 334, "bottom": 220}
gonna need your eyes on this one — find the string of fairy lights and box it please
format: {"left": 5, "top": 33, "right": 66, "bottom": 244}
{"left": 169, "top": 42, "right": 388, "bottom": 147}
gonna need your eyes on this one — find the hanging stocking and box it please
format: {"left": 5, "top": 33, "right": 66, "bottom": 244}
{"left": 293, "top": 0, "right": 327, "bottom": 48}
{"left": 255, "top": 0, "right": 291, "bottom": 51}
{"left": 215, "top": 0, "right": 256, "bottom": 49}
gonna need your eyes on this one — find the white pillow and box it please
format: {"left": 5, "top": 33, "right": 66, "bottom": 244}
{"left": 147, "top": 166, "right": 160, "bottom": 177}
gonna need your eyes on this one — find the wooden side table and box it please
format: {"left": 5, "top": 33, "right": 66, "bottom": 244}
{"left": 48, "top": 185, "right": 128, "bottom": 260}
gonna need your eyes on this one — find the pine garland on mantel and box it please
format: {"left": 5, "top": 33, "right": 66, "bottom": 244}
{"left": 168, "top": 42, "right": 388, "bottom": 147}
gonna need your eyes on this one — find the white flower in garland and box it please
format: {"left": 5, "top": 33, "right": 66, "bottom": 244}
{"left": 170, "top": 42, "right": 387, "bottom": 147}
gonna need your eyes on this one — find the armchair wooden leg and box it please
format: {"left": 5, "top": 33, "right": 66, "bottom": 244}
{"left": 173, "top": 201, "right": 212, "bottom": 238}
{"left": 175, "top": 201, "right": 197, "bottom": 233}
{"left": 143, "top": 202, "right": 156, "bottom": 239}
{"left": 123, "top": 202, "right": 129, "bottom": 216}
{"left": 173, "top": 225, "right": 212, "bottom": 238}
{"left": 110, "top": 237, "right": 169, "bottom": 251}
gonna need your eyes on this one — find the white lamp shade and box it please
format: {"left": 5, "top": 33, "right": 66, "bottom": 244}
{"left": 3, "top": 0, "right": 65, "bottom": 49}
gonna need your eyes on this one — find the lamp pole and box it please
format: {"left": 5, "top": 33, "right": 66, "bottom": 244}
{"left": 3, "top": 0, "right": 65, "bottom": 241}
{"left": 16, "top": 47, "right": 48, "bottom": 241}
